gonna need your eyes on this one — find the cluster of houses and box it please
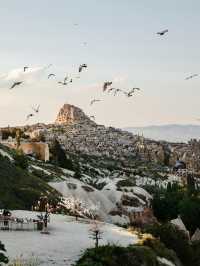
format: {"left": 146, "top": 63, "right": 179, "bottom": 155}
{"left": 0, "top": 104, "right": 200, "bottom": 182}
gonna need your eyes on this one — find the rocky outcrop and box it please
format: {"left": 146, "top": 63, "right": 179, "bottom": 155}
{"left": 55, "top": 104, "right": 92, "bottom": 125}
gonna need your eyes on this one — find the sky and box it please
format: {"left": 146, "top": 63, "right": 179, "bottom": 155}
{"left": 0, "top": 0, "right": 200, "bottom": 128}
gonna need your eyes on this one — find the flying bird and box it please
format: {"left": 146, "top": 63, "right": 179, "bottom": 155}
{"left": 90, "top": 99, "right": 101, "bottom": 106}
{"left": 26, "top": 113, "right": 34, "bottom": 121}
{"left": 32, "top": 105, "right": 40, "bottom": 114}
{"left": 185, "top": 74, "right": 199, "bottom": 80}
{"left": 64, "top": 75, "right": 69, "bottom": 83}
{"left": 108, "top": 88, "right": 115, "bottom": 93}
{"left": 58, "top": 81, "right": 67, "bottom": 86}
{"left": 113, "top": 88, "right": 123, "bottom": 96}
{"left": 157, "top": 29, "right": 168, "bottom": 36}
{"left": 79, "top": 64, "right": 87, "bottom": 73}
{"left": 103, "top": 81, "right": 112, "bottom": 92}
{"left": 10, "top": 81, "right": 23, "bottom": 90}
{"left": 123, "top": 88, "right": 141, "bottom": 97}
{"left": 124, "top": 92, "right": 133, "bottom": 97}
{"left": 24, "top": 66, "right": 29, "bottom": 72}
{"left": 130, "top": 87, "right": 140, "bottom": 92}
{"left": 48, "top": 73, "right": 56, "bottom": 79}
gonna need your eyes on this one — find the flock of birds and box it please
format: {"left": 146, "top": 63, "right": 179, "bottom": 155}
{"left": 9, "top": 64, "right": 89, "bottom": 121}
{"left": 9, "top": 61, "right": 141, "bottom": 122}
{"left": 7, "top": 28, "right": 199, "bottom": 122}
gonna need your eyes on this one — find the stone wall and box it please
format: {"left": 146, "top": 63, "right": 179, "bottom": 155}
{"left": 19, "top": 142, "right": 49, "bottom": 162}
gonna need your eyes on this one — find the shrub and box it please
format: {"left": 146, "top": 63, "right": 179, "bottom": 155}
{"left": 14, "top": 152, "right": 28, "bottom": 170}
{"left": 0, "top": 241, "right": 8, "bottom": 264}
{"left": 146, "top": 223, "right": 192, "bottom": 266}
{"left": 74, "top": 245, "right": 157, "bottom": 266}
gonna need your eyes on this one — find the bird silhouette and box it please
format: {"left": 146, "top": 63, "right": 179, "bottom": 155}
{"left": 26, "top": 113, "right": 34, "bottom": 121}
{"left": 32, "top": 105, "right": 40, "bottom": 113}
{"left": 90, "top": 99, "right": 101, "bottom": 105}
{"left": 113, "top": 88, "right": 123, "bottom": 96}
{"left": 58, "top": 81, "right": 67, "bottom": 86}
{"left": 24, "top": 66, "right": 29, "bottom": 72}
{"left": 103, "top": 81, "right": 112, "bottom": 92}
{"left": 157, "top": 29, "right": 168, "bottom": 36}
{"left": 185, "top": 74, "right": 199, "bottom": 80}
{"left": 123, "top": 88, "right": 140, "bottom": 97}
{"left": 48, "top": 73, "right": 56, "bottom": 79}
{"left": 79, "top": 64, "right": 87, "bottom": 73}
{"left": 10, "top": 81, "right": 23, "bottom": 89}
{"left": 64, "top": 75, "right": 69, "bottom": 83}
{"left": 108, "top": 88, "right": 115, "bottom": 93}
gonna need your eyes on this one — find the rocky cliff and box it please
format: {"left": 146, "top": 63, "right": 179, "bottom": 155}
{"left": 55, "top": 104, "right": 92, "bottom": 125}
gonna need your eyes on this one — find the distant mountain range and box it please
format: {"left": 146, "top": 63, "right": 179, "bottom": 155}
{"left": 124, "top": 124, "right": 200, "bottom": 143}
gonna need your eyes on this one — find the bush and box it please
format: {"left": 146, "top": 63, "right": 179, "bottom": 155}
{"left": 146, "top": 223, "right": 192, "bottom": 266}
{"left": 75, "top": 245, "right": 155, "bottom": 266}
{"left": 13, "top": 152, "right": 28, "bottom": 170}
{"left": 0, "top": 241, "right": 8, "bottom": 264}
{"left": 116, "top": 179, "right": 135, "bottom": 188}
{"left": 143, "top": 238, "right": 182, "bottom": 266}
{"left": 74, "top": 244, "right": 180, "bottom": 266}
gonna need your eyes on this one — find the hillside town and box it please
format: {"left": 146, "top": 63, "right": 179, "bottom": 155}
{"left": 1, "top": 104, "right": 200, "bottom": 177}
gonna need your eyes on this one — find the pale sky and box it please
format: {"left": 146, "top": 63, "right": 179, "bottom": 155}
{"left": 0, "top": 0, "right": 200, "bottom": 128}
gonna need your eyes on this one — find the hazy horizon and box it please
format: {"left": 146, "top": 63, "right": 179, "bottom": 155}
{"left": 0, "top": 0, "right": 200, "bottom": 128}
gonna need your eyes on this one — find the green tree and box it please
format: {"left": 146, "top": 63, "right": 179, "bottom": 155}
{"left": 146, "top": 223, "right": 192, "bottom": 266}
{"left": 50, "top": 138, "right": 74, "bottom": 170}
{"left": 152, "top": 185, "right": 183, "bottom": 222}
{"left": 179, "top": 197, "right": 200, "bottom": 233}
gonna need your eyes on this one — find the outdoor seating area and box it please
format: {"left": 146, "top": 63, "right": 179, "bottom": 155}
{"left": 0, "top": 210, "right": 46, "bottom": 231}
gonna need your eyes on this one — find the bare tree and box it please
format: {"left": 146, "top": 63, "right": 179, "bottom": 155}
{"left": 89, "top": 221, "right": 103, "bottom": 248}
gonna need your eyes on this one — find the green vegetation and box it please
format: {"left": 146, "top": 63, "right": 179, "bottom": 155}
{"left": 13, "top": 151, "right": 28, "bottom": 170}
{"left": 31, "top": 168, "right": 55, "bottom": 182}
{"left": 50, "top": 138, "right": 74, "bottom": 171}
{"left": 116, "top": 179, "right": 135, "bottom": 188}
{"left": 0, "top": 154, "right": 60, "bottom": 210}
{"left": 146, "top": 223, "right": 192, "bottom": 266}
{"left": 0, "top": 241, "right": 8, "bottom": 264}
{"left": 74, "top": 242, "right": 180, "bottom": 266}
{"left": 151, "top": 182, "right": 200, "bottom": 233}
{"left": 145, "top": 223, "right": 200, "bottom": 266}
{"left": 73, "top": 164, "right": 82, "bottom": 180}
